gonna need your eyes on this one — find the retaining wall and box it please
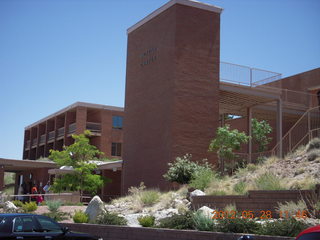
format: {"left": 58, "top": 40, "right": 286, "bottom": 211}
{"left": 62, "top": 223, "right": 294, "bottom": 240}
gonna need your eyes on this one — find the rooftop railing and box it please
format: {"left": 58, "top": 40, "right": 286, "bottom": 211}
{"left": 220, "top": 62, "right": 282, "bottom": 87}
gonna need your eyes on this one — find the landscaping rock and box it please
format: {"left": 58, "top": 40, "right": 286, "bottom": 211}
{"left": 85, "top": 196, "right": 106, "bottom": 223}
{"left": 153, "top": 208, "right": 178, "bottom": 221}
{"left": 197, "top": 206, "right": 214, "bottom": 218}
{"left": 3, "top": 201, "right": 18, "bottom": 213}
{"left": 189, "top": 189, "right": 206, "bottom": 199}
{"left": 123, "top": 213, "right": 145, "bottom": 227}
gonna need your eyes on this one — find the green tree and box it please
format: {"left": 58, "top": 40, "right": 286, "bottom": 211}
{"left": 208, "top": 125, "right": 249, "bottom": 173}
{"left": 49, "top": 130, "right": 107, "bottom": 196}
{"left": 252, "top": 118, "right": 272, "bottom": 152}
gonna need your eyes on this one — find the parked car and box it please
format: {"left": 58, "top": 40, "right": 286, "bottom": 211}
{"left": 295, "top": 225, "right": 320, "bottom": 240}
{"left": 0, "top": 213, "right": 102, "bottom": 240}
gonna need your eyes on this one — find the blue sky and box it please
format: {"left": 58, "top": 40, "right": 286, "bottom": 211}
{"left": 0, "top": 0, "right": 319, "bottom": 159}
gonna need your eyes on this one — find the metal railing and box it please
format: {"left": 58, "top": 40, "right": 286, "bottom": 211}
{"left": 25, "top": 140, "right": 30, "bottom": 149}
{"left": 57, "top": 127, "right": 65, "bottom": 137}
{"left": 272, "top": 106, "right": 320, "bottom": 157}
{"left": 31, "top": 138, "right": 37, "bottom": 147}
{"left": 86, "top": 122, "right": 101, "bottom": 133}
{"left": 48, "top": 131, "right": 55, "bottom": 141}
{"left": 39, "top": 134, "right": 46, "bottom": 145}
{"left": 68, "top": 123, "right": 76, "bottom": 134}
{"left": 220, "top": 62, "right": 282, "bottom": 87}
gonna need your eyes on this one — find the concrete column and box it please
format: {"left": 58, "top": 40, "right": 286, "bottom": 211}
{"left": 247, "top": 107, "right": 252, "bottom": 163}
{"left": 276, "top": 99, "right": 283, "bottom": 158}
{"left": 0, "top": 166, "right": 4, "bottom": 191}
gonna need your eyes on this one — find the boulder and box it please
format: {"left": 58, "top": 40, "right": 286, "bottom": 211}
{"left": 3, "top": 201, "right": 18, "bottom": 213}
{"left": 85, "top": 196, "right": 106, "bottom": 223}
{"left": 189, "top": 189, "right": 206, "bottom": 200}
{"left": 153, "top": 208, "right": 178, "bottom": 221}
{"left": 197, "top": 206, "right": 214, "bottom": 219}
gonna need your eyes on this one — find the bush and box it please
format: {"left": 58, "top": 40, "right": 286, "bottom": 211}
{"left": 139, "top": 190, "right": 160, "bottom": 206}
{"left": 138, "top": 215, "right": 155, "bottom": 227}
{"left": 12, "top": 200, "right": 24, "bottom": 207}
{"left": 158, "top": 211, "right": 194, "bottom": 230}
{"left": 96, "top": 211, "right": 127, "bottom": 225}
{"left": 192, "top": 211, "right": 214, "bottom": 231}
{"left": 73, "top": 210, "right": 89, "bottom": 223}
{"left": 46, "top": 200, "right": 62, "bottom": 212}
{"left": 276, "top": 200, "right": 307, "bottom": 218}
{"left": 208, "top": 190, "right": 227, "bottom": 196}
{"left": 163, "top": 154, "right": 212, "bottom": 184}
{"left": 233, "top": 181, "right": 247, "bottom": 195}
{"left": 214, "top": 218, "right": 260, "bottom": 233}
{"left": 307, "top": 138, "right": 320, "bottom": 152}
{"left": 255, "top": 172, "right": 284, "bottom": 190}
{"left": 256, "top": 218, "right": 310, "bottom": 237}
{"left": 189, "top": 168, "right": 216, "bottom": 191}
{"left": 22, "top": 202, "right": 37, "bottom": 213}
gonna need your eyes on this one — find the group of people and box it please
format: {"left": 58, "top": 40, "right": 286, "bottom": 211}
{"left": 17, "top": 181, "right": 50, "bottom": 205}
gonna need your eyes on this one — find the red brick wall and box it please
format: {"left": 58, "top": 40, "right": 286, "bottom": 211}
{"left": 62, "top": 223, "right": 294, "bottom": 240}
{"left": 122, "top": 3, "right": 221, "bottom": 193}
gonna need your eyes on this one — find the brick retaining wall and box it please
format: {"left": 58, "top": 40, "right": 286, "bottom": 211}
{"left": 62, "top": 223, "right": 294, "bottom": 240}
{"left": 192, "top": 186, "right": 320, "bottom": 218}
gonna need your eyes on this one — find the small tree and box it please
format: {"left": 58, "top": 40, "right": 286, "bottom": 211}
{"left": 208, "top": 125, "right": 249, "bottom": 173}
{"left": 49, "top": 130, "right": 106, "bottom": 196}
{"left": 252, "top": 118, "right": 272, "bottom": 152}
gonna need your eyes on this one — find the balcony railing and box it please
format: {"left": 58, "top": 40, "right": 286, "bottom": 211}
{"left": 86, "top": 122, "right": 101, "bottom": 133}
{"left": 68, "top": 123, "right": 76, "bottom": 134}
{"left": 25, "top": 140, "right": 30, "bottom": 149}
{"left": 57, "top": 127, "right": 65, "bottom": 137}
{"left": 31, "top": 139, "right": 37, "bottom": 147}
{"left": 39, "top": 134, "right": 46, "bottom": 145}
{"left": 48, "top": 131, "right": 55, "bottom": 141}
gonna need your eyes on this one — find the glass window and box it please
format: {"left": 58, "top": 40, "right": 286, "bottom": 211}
{"left": 13, "top": 216, "right": 35, "bottom": 232}
{"left": 35, "top": 216, "right": 62, "bottom": 233}
{"left": 111, "top": 142, "right": 122, "bottom": 156}
{"left": 112, "top": 116, "right": 123, "bottom": 129}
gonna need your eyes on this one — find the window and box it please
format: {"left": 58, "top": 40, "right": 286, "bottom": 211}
{"left": 35, "top": 216, "right": 62, "bottom": 233}
{"left": 112, "top": 116, "right": 123, "bottom": 129}
{"left": 13, "top": 216, "right": 35, "bottom": 232}
{"left": 111, "top": 142, "right": 122, "bottom": 156}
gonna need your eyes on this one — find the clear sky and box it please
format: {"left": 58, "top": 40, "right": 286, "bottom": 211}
{"left": 0, "top": 0, "right": 319, "bottom": 160}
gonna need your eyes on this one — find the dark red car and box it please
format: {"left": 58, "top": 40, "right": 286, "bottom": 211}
{"left": 295, "top": 225, "right": 320, "bottom": 240}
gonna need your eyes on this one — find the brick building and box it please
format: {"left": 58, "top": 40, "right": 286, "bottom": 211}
{"left": 1, "top": 0, "right": 319, "bottom": 198}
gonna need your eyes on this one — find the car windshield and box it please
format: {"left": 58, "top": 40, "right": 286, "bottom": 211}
{"left": 35, "top": 216, "right": 63, "bottom": 233}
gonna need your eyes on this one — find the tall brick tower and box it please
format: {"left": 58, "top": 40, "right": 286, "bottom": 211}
{"left": 122, "top": 0, "right": 222, "bottom": 192}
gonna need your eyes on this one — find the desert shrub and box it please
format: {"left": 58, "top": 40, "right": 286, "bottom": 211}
{"left": 276, "top": 200, "right": 307, "bottom": 218}
{"left": 256, "top": 156, "right": 267, "bottom": 165}
{"left": 224, "top": 203, "right": 237, "bottom": 212}
{"left": 22, "top": 202, "right": 37, "bottom": 213}
{"left": 73, "top": 210, "right": 89, "bottom": 223}
{"left": 46, "top": 200, "right": 62, "bottom": 212}
{"left": 163, "top": 154, "right": 212, "bottom": 184}
{"left": 139, "top": 190, "right": 160, "bottom": 206}
{"left": 214, "top": 218, "right": 260, "bottom": 233}
{"left": 192, "top": 211, "right": 214, "bottom": 231}
{"left": 189, "top": 168, "right": 216, "bottom": 191}
{"left": 208, "top": 190, "right": 227, "bottom": 196}
{"left": 12, "top": 200, "right": 24, "bottom": 207}
{"left": 307, "top": 149, "right": 320, "bottom": 161}
{"left": 255, "top": 172, "right": 284, "bottom": 190}
{"left": 233, "top": 181, "right": 247, "bottom": 195}
{"left": 138, "top": 215, "right": 155, "bottom": 227}
{"left": 158, "top": 211, "right": 194, "bottom": 230}
{"left": 96, "top": 211, "right": 127, "bottom": 225}
{"left": 306, "top": 138, "right": 320, "bottom": 152}
{"left": 256, "top": 218, "right": 310, "bottom": 237}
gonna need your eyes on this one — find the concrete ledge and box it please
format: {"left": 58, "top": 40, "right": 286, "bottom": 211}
{"left": 62, "top": 223, "right": 294, "bottom": 240}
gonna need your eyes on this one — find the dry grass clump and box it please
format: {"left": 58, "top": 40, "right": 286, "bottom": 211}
{"left": 276, "top": 200, "right": 307, "bottom": 218}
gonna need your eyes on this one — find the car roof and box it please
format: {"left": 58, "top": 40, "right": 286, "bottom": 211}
{"left": 0, "top": 213, "right": 38, "bottom": 217}
{"left": 296, "top": 225, "right": 320, "bottom": 239}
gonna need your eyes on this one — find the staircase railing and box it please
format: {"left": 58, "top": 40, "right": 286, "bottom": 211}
{"left": 272, "top": 106, "right": 320, "bottom": 157}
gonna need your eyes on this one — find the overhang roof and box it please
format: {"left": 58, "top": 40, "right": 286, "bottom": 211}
{"left": 0, "top": 158, "right": 57, "bottom": 172}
